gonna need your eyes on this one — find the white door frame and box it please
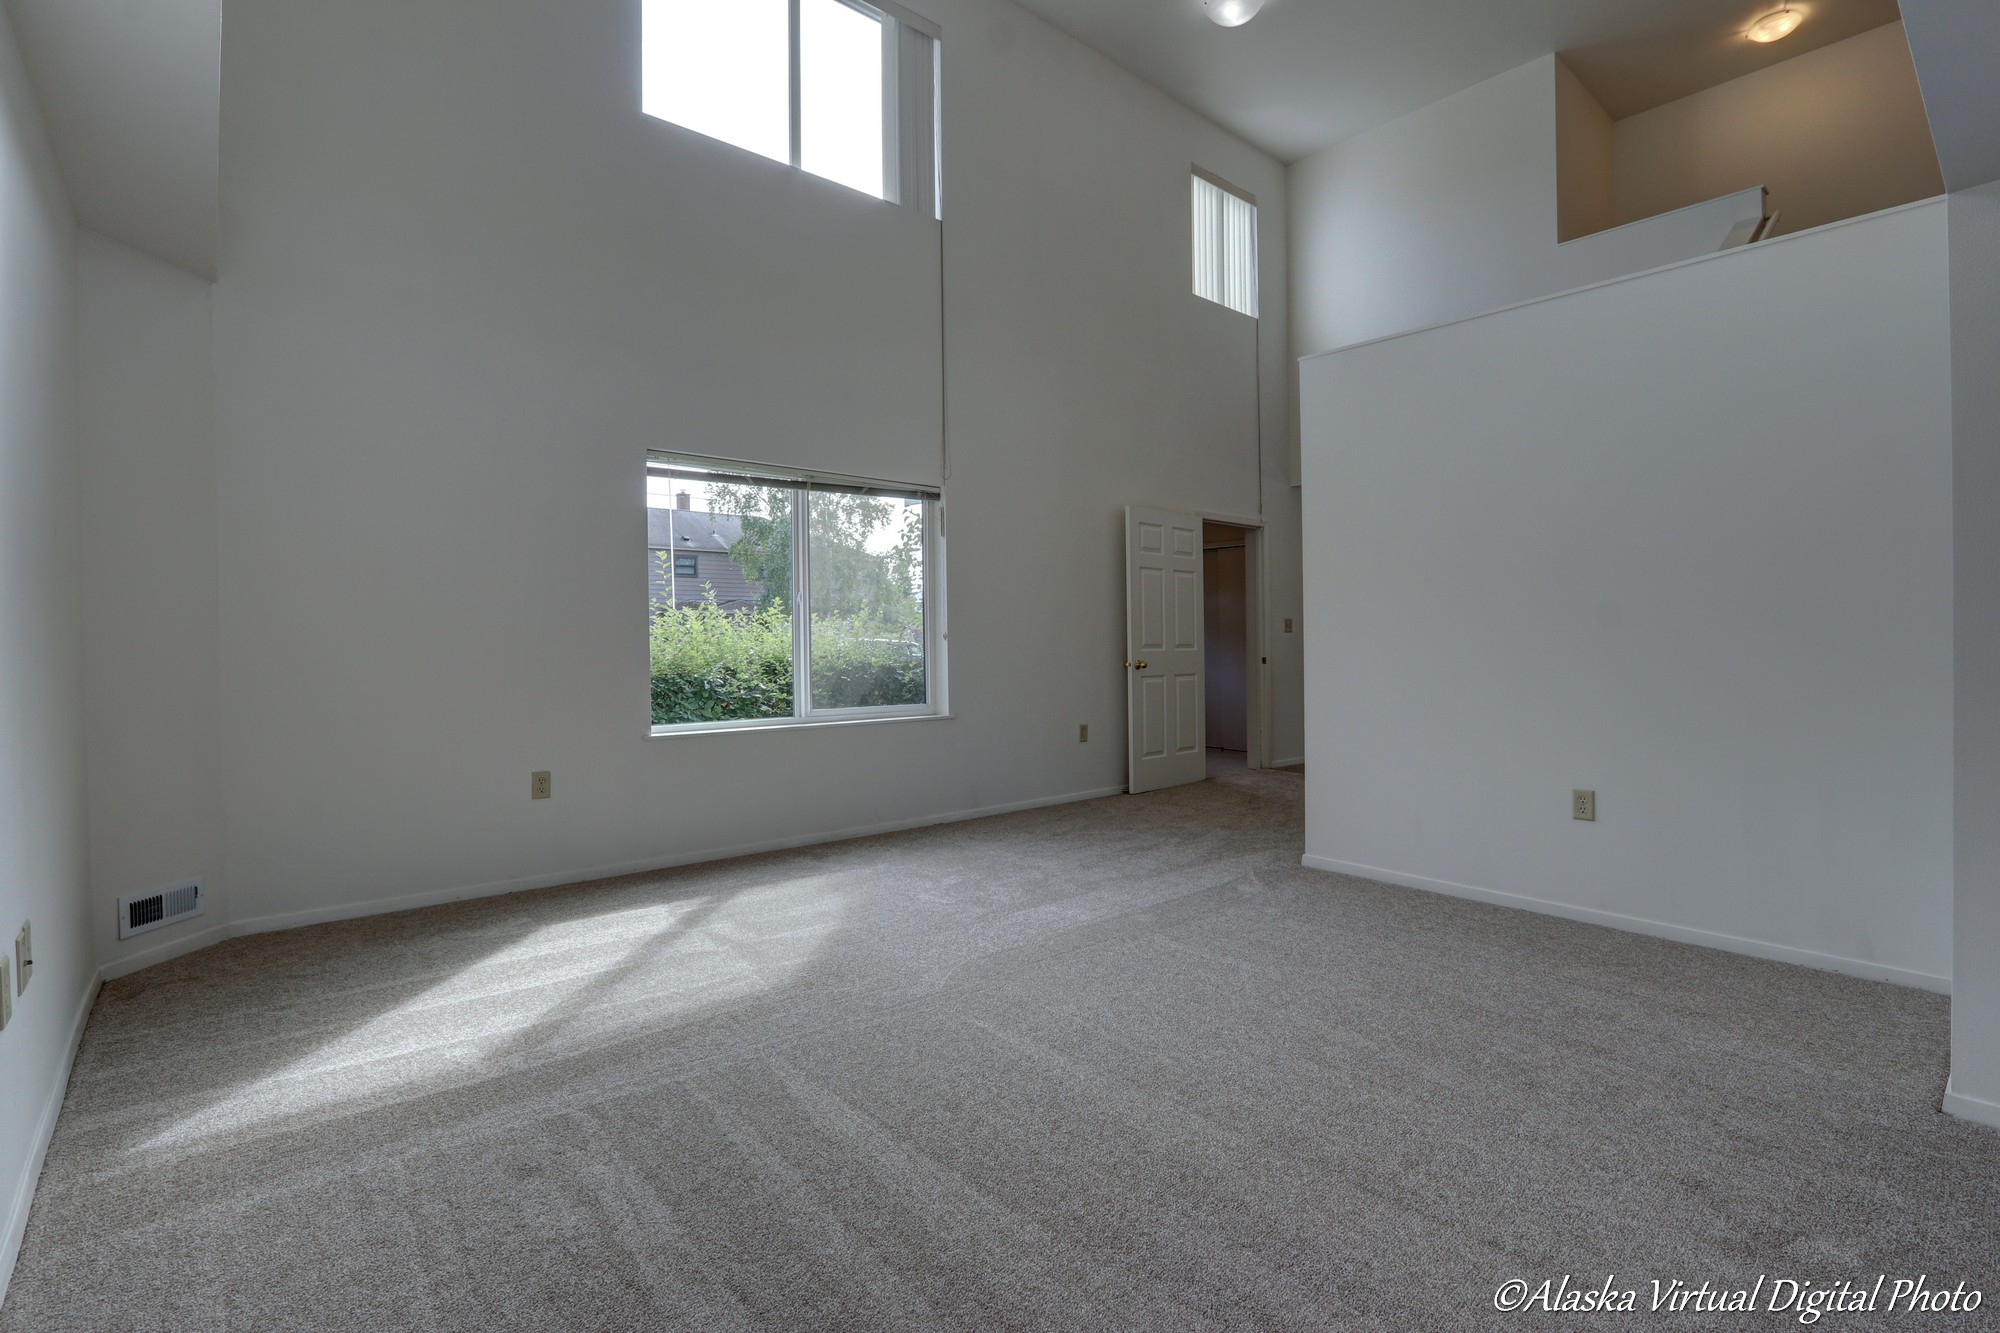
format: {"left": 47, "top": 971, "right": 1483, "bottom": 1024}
{"left": 1196, "top": 509, "right": 1269, "bottom": 771}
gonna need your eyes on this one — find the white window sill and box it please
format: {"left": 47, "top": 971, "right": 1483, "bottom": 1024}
{"left": 648, "top": 710, "right": 953, "bottom": 739}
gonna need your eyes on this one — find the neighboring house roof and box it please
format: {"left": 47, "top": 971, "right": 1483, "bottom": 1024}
{"left": 647, "top": 507, "right": 747, "bottom": 554}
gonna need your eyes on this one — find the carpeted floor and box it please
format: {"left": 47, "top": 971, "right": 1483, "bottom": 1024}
{"left": 6, "top": 758, "right": 1996, "bottom": 1330}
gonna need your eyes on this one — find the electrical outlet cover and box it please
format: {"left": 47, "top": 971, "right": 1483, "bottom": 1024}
{"left": 0, "top": 956, "right": 11, "bottom": 1030}
{"left": 13, "top": 921, "right": 27, "bottom": 994}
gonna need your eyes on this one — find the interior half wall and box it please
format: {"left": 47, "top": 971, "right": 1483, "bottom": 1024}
{"left": 1299, "top": 200, "right": 1954, "bottom": 989}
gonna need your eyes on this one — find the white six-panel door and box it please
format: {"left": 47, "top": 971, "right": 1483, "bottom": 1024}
{"left": 1126, "top": 506, "right": 1206, "bottom": 793}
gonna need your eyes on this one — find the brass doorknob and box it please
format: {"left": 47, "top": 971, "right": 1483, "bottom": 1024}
{"left": 1132, "top": 660, "right": 1149, "bottom": 670}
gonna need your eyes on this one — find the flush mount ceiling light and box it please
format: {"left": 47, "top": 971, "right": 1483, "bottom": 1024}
{"left": 1204, "top": 0, "right": 1264, "bottom": 28}
{"left": 1746, "top": 5, "right": 1804, "bottom": 42}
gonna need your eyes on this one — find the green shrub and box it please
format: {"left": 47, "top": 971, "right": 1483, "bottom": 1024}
{"left": 650, "top": 591, "right": 923, "bottom": 725}
{"left": 808, "top": 649, "right": 925, "bottom": 711}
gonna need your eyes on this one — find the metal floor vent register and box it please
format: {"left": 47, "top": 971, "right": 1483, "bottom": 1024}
{"left": 119, "top": 880, "right": 204, "bottom": 939}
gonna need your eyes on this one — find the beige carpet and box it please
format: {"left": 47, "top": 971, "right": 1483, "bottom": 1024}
{"left": 5, "top": 760, "right": 1996, "bottom": 1330}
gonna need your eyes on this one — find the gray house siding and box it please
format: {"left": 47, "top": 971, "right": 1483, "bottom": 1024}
{"left": 648, "top": 507, "right": 765, "bottom": 611}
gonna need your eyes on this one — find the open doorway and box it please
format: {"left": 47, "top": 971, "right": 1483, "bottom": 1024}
{"left": 1203, "top": 520, "right": 1258, "bottom": 778}
{"left": 1123, "top": 505, "right": 1267, "bottom": 794}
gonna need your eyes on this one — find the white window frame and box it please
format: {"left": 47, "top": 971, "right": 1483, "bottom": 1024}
{"left": 1191, "top": 166, "right": 1259, "bottom": 318}
{"left": 647, "top": 452, "right": 948, "bottom": 736}
{"left": 643, "top": 0, "right": 942, "bottom": 216}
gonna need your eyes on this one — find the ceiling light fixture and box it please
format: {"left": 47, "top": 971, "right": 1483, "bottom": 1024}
{"left": 1203, "top": 0, "right": 1264, "bottom": 28}
{"left": 1746, "top": 5, "right": 1804, "bottom": 42}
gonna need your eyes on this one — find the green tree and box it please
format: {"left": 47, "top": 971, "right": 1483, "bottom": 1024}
{"left": 707, "top": 484, "right": 795, "bottom": 612}
{"left": 806, "top": 492, "right": 921, "bottom": 630}
{"left": 706, "top": 485, "right": 922, "bottom": 628}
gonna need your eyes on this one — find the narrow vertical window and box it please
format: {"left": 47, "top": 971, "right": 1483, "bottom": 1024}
{"left": 1192, "top": 169, "right": 1259, "bottom": 317}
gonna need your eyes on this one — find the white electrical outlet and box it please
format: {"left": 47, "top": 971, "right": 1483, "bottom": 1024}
{"left": 1079, "top": 724, "right": 1088, "bottom": 743}
{"left": 1573, "top": 789, "right": 1597, "bottom": 822}
{"left": 531, "top": 771, "right": 553, "bottom": 800}
{"left": 13, "top": 920, "right": 28, "bottom": 995}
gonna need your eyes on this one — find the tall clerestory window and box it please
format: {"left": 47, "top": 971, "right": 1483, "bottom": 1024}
{"left": 1191, "top": 168, "right": 1258, "bottom": 317}
{"left": 642, "top": 0, "right": 941, "bottom": 215}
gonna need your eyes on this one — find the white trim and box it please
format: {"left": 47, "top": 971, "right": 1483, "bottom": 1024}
{"left": 1943, "top": 1078, "right": 2000, "bottom": 1130}
{"left": 1553, "top": 184, "right": 1766, "bottom": 249}
{"left": 787, "top": 0, "right": 803, "bottom": 169}
{"left": 1194, "top": 508, "right": 1262, "bottom": 530}
{"left": 120, "top": 785, "right": 1127, "bottom": 954}
{"left": 1190, "top": 164, "right": 1256, "bottom": 206}
{"left": 1268, "top": 756, "right": 1304, "bottom": 769}
{"left": 869, "top": 0, "right": 939, "bottom": 40}
{"left": 1300, "top": 855, "right": 1951, "bottom": 993}
{"left": 99, "top": 923, "right": 231, "bottom": 983}
{"left": 650, "top": 709, "right": 951, "bottom": 739}
{"left": 1, "top": 972, "right": 100, "bottom": 1310}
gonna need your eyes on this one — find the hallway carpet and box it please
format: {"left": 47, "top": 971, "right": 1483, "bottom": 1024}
{"left": 6, "top": 762, "right": 1996, "bottom": 1330}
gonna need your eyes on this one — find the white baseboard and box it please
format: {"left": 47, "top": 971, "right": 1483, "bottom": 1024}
{"left": 98, "top": 923, "right": 230, "bottom": 983}
{"left": 1299, "top": 855, "right": 1951, "bottom": 994}
{"left": 1268, "top": 756, "right": 1305, "bottom": 770}
{"left": 1943, "top": 1078, "right": 2000, "bottom": 1130}
{"left": 1, "top": 971, "right": 101, "bottom": 1311}
{"left": 128, "top": 784, "right": 1132, "bottom": 958}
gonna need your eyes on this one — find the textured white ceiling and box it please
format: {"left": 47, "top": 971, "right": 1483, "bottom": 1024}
{"left": 0, "top": 0, "right": 1970, "bottom": 283}
{"left": 5, "top": 0, "right": 220, "bottom": 279}
{"left": 1007, "top": 0, "right": 1904, "bottom": 162}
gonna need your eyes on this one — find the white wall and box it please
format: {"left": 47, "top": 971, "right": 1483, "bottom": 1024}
{"left": 77, "top": 231, "right": 223, "bottom": 975}
{"left": 1289, "top": 56, "right": 1768, "bottom": 358}
{"left": 1948, "top": 179, "right": 2000, "bottom": 1126}
{"left": 1290, "top": 57, "right": 1556, "bottom": 356}
{"left": 1554, "top": 57, "right": 1613, "bottom": 243}
{"left": 203, "top": 0, "right": 1301, "bottom": 932}
{"left": 1614, "top": 22, "right": 1943, "bottom": 238}
{"left": 0, "top": 3, "right": 86, "bottom": 1303}
{"left": 1901, "top": 0, "right": 2000, "bottom": 192}
{"left": 1550, "top": 185, "right": 1768, "bottom": 286}
{"left": 2, "top": 0, "right": 221, "bottom": 279}
{"left": 1300, "top": 201, "right": 1955, "bottom": 989}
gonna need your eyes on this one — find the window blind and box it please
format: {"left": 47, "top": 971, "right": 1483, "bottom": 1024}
{"left": 1192, "top": 171, "right": 1259, "bottom": 318}
{"left": 647, "top": 456, "right": 938, "bottom": 503}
